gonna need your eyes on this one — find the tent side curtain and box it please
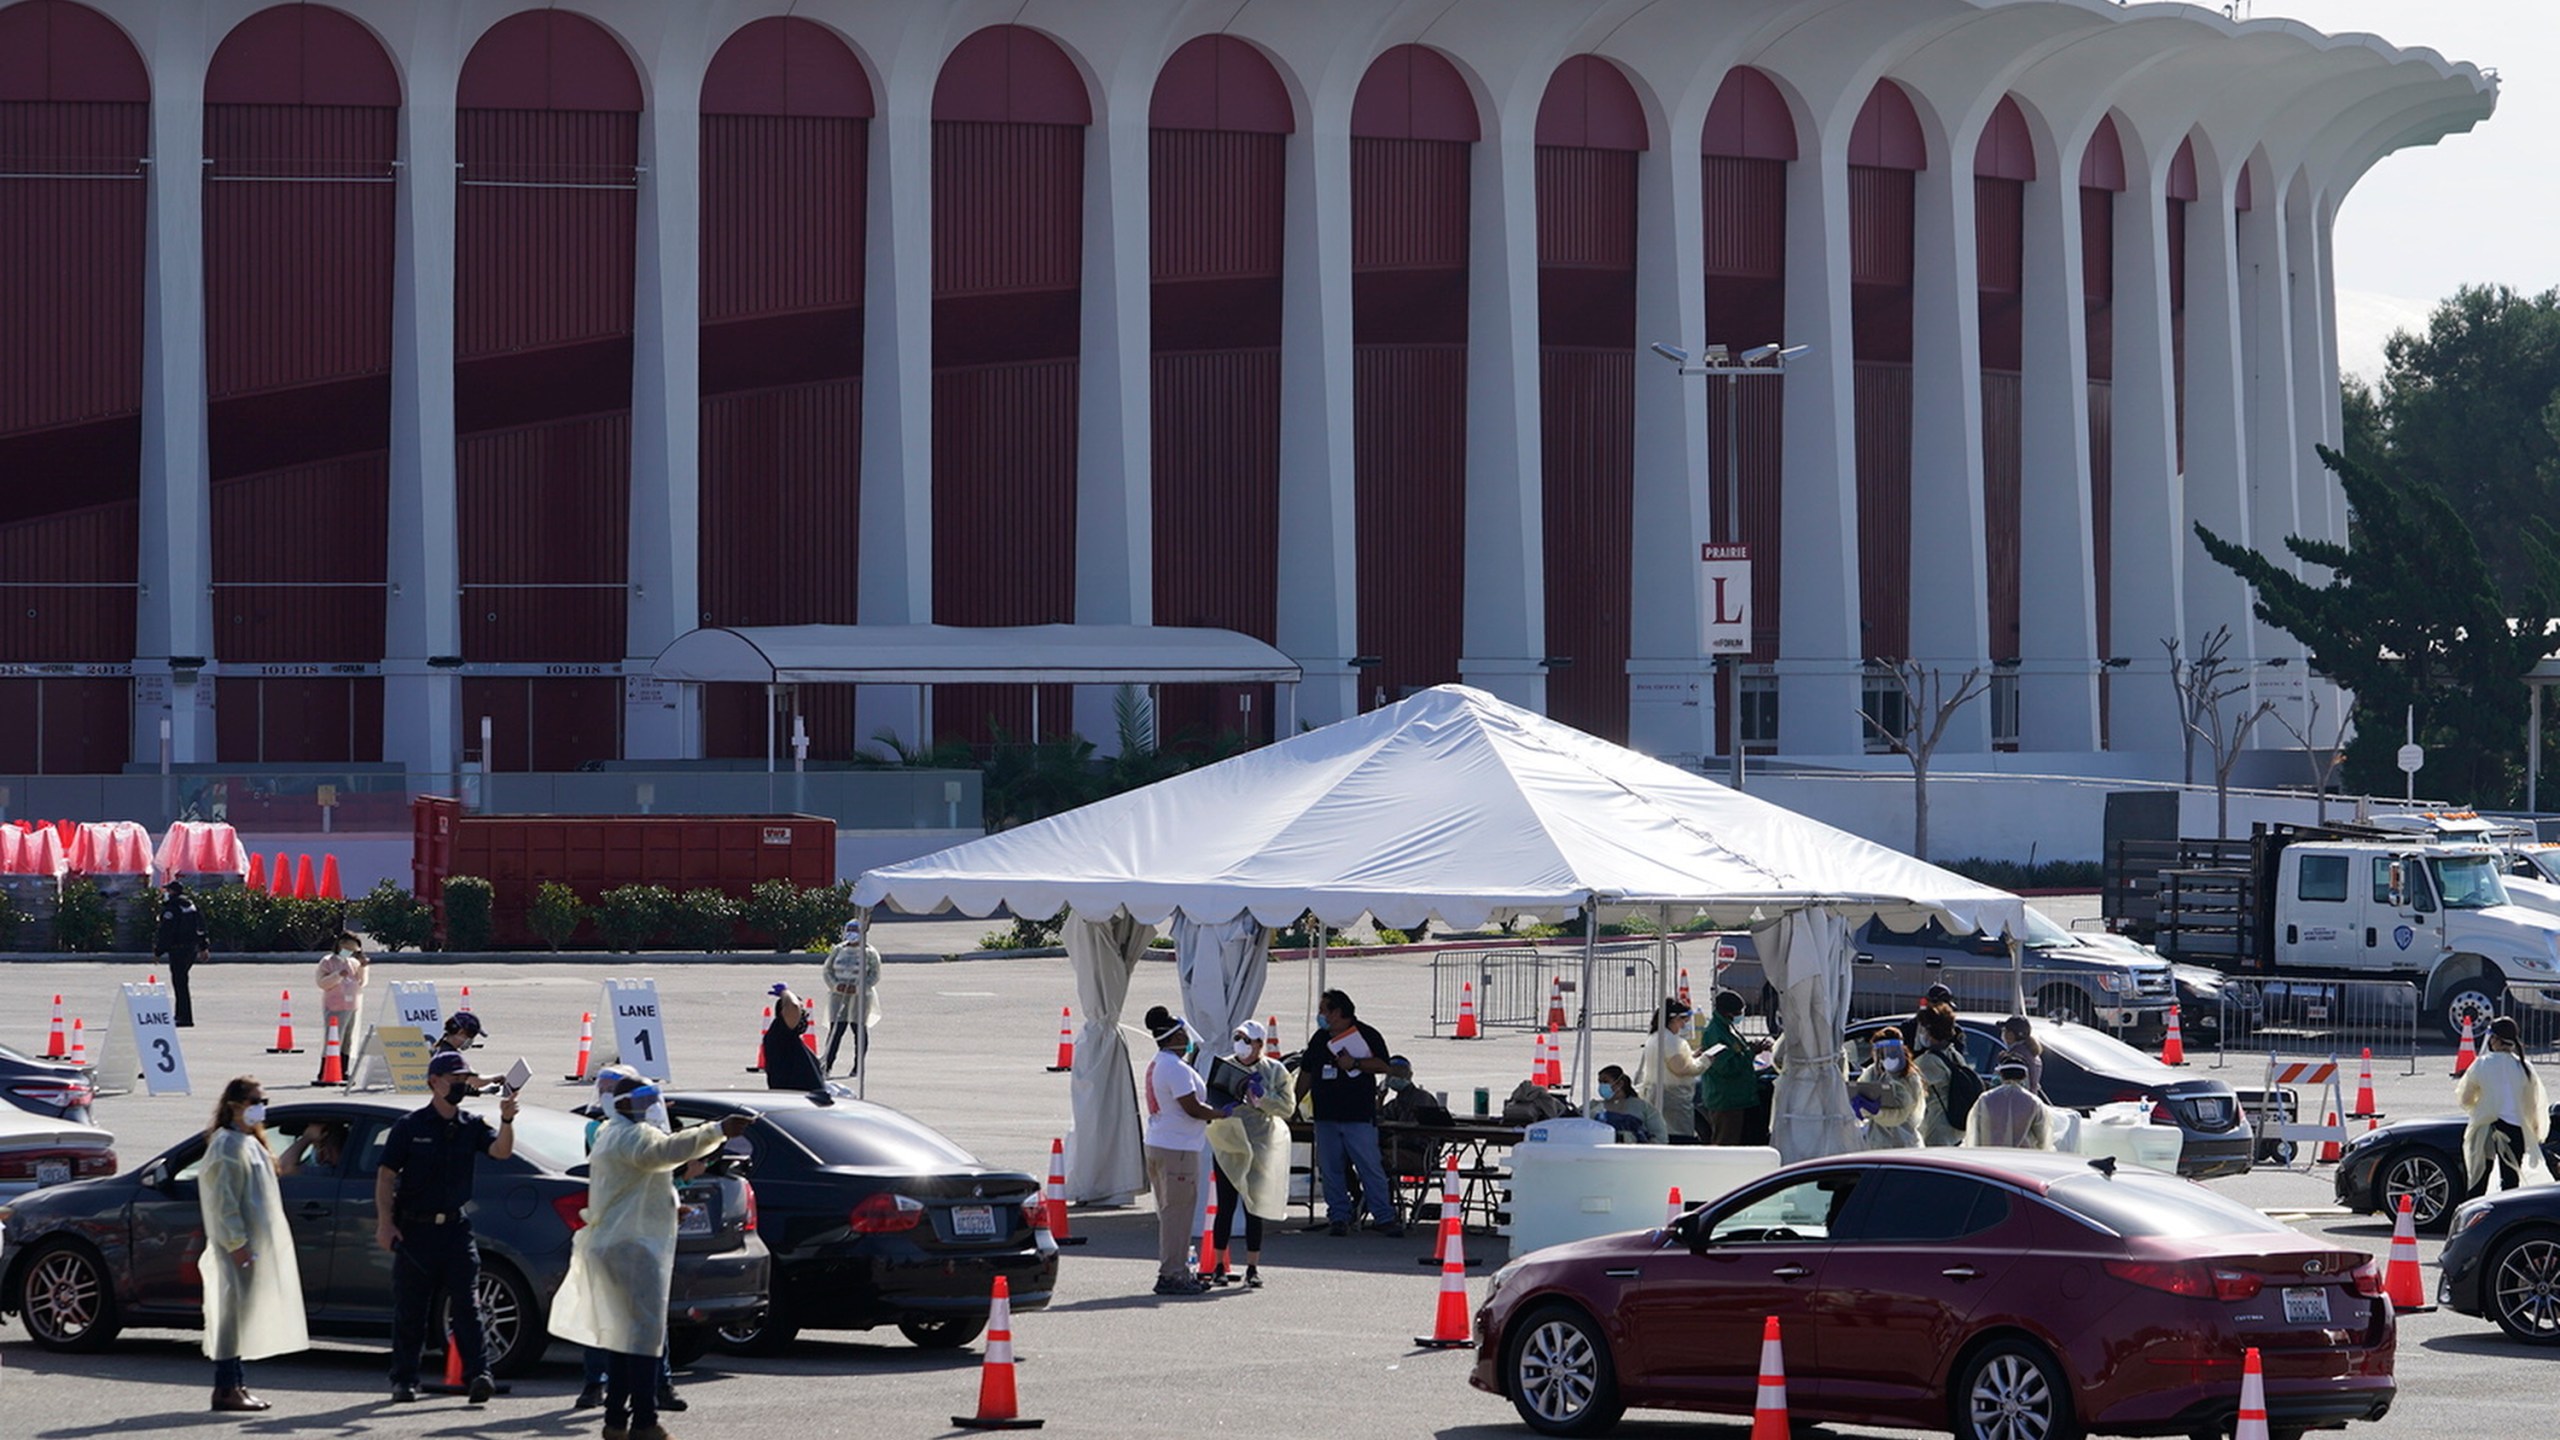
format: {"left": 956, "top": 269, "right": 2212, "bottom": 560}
{"left": 650, "top": 623, "right": 1303, "bottom": 686}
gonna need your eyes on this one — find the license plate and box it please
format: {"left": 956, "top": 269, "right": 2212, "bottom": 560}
{"left": 677, "top": 1200, "right": 712, "bottom": 1237}
{"left": 2305, "top": 1003, "right": 2330, "bottom": 1021}
{"left": 952, "top": 1204, "right": 998, "bottom": 1238}
{"left": 34, "top": 1160, "right": 68, "bottom": 1187}
{"left": 2282, "top": 1286, "right": 2329, "bottom": 1325}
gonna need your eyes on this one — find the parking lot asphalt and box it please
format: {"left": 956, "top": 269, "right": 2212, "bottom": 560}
{"left": 3, "top": 902, "right": 2554, "bottom": 1438}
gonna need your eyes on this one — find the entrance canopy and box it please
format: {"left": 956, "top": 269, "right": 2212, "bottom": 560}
{"left": 650, "top": 624, "right": 1301, "bottom": 687}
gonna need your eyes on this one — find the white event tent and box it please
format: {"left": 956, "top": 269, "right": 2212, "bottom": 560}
{"left": 851, "top": 685, "right": 2023, "bottom": 1202}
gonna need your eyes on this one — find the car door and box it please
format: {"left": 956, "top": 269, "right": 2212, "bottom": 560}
{"left": 2276, "top": 850, "right": 2362, "bottom": 970}
{"left": 123, "top": 1137, "right": 210, "bottom": 1317}
{"left": 1809, "top": 1168, "right": 2031, "bottom": 1426}
{"left": 262, "top": 1108, "right": 344, "bottom": 1313}
{"left": 1621, "top": 1168, "right": 1865, "bottom": 1409}
{"left": 327, "top": 1119, "right": 399, "bottom": 1323}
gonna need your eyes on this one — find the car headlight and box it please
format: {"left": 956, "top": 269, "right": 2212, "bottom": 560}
{"left": 2516, "top": 953, "right": 2558, "bottom": 975}
{"left": 2450, "top": 1198, "right": 2493, "bottom": 1238}
{"left": 2094, "top": 972, "right": 2122, "bottom": 993}
{"left": 1482, "top": 1260, "right": 1523, "bottom": 1311}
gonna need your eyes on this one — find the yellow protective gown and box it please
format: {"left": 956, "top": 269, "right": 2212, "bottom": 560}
{"left": 2456, "top": 1050, "right": 2553, "bottom": 1189}
{"left": 1206, "top": 1054, "right": 1294, "bottom": 1220}
{"left": 199, "top": 1128, "right": 309, "bottom": 1361}
{"left": 546, "top": 1113, "right": 730, "bottom": 1356}
{"left": 1855, "top": 1061, "right": 1924, "bottom": 1149}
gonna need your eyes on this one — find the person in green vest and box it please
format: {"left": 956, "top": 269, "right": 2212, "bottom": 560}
{"left": 1696, "top": 990, "right": 1768, "bottom": 1145}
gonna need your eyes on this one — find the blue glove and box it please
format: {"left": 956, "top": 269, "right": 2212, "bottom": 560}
{"left": 1850, "top": 1094, "right": 1881, "bottom": 1121}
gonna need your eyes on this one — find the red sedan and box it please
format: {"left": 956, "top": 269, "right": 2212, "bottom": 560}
{"left": 1469, "top": 1151, "right": 2391, "bottom": 1440}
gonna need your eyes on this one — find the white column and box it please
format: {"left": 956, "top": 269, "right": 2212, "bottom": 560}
{"left": 2285, "top": 183, "right": 2331, "bottom": 573}
{"left": 853, "top": 96, "right": 935, "bottom": 752}
{"left": 2105, "top": 173, "right": 2185, "bottom": 754}
{"left": 383, "top": 67, "right": 463, "bottom": 783}
{"left": 1775, "top": 143, "right": 1864, "bottom": 755}
{"left": 2302, "top": 193, "right": 2350, "bottom": 721}
{"left": 2014, "top": 171, "right": 2100, "bottom": 749}
{"left": 1273, "top": 120, "right": 1361, "bottom": 726}
{"left": 1456, "top": 117, "right": 1546, "bottom": 712}
{"left": 135, "top": 38, "right": 213, "bottom": 764}
{"left": 2179, "top": 182, "right": 2255, "bottom": 678}
{"left": 1071, "top": 100, "right": 1155, "bottom": 750}
{"left": 624, "top": 86, "right": 703, "bottom": 761}
{"left": 2238, "top": 185, "right": 2306, "bottom": 725}
{"left": 1625, "top": 145, "right": 1716, "bottom": 761}
{"left": 1904, "top": 155, "right": 1991, "bottom": 751}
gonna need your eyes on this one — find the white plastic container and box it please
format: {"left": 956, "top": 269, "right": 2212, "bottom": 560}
{"left": 2077, "top": 1101, "right": 2183, "bottom": 1173}
{"left": 1503, "top": 1135, "right": 1782, "bottom": 1258}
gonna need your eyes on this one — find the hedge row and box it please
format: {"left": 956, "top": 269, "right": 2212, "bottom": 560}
{"left": 448, "top": 876, "right": 856, "bottom": 954}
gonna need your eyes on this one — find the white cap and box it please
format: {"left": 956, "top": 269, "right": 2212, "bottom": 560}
{"left": 1234, "top": 1019, "right": 1268, "bottom": 1042}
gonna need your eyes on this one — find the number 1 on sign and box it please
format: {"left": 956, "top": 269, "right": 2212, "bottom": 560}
{"left": 634, "top": 1030, "right": 652, "bottom": 1063}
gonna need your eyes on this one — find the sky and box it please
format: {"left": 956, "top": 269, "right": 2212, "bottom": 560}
{"left": 2255, "top": 2, "right": 2555, "bottom": 381}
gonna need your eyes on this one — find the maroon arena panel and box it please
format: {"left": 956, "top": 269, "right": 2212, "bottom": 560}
{"left": 2082, "top": 115, "right": 2125, "bottom": 712}
{"left": 1701, "top": 64, "right": 1792, "bottom": 701}
{"left": 1976, "top": 95, "right": 2034, "bottom": 674}
{"left": 1849, "top": 78, "right": 1923, "bottom": 666}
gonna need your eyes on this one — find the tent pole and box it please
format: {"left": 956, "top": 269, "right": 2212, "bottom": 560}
{"left": 1577, "top": 899, "right": 1600, "bottom": 1104}
{"left": 2009, "top": 935, "right": 2026, "bottom": 1017}
{"left": 1657, "top": 903, "right": 1673, "bottom": 1003}
{"left": 765, "top": 683, "right": 776, "bottom": 775}
{"left": 853, "top": 906, "right": 873, "bottom": 1101}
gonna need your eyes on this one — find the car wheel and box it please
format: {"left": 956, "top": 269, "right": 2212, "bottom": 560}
{"left": 2439, "top": 974, "right": 2504, "bottom": 1042}
{"left": 1504, "top": 1303, "right": 1624, "bottom": 1437}
{"left": 2379, "top": 1151, "right": 2459, "bottom": 1232}
{"left": 1955, "top": 1337, "right": 2081, "bottom": 1440}
{"left": 2485, "top": 1227, "right": 2560, "bottom": 1345}
{"left": 2035, "top": 987, "right": 2096, "bottom": 1029}
{"left": 666, "top": 1325, "right": 714, "bottom": 1370}
{"left": 14, "top": 1240, "right": 121, "bottom": 1352}
{"left": 899, "top": 1315, "right": 988, "bottom": 1349}
{"left": 714, "top": 1301, "right": 800, "bottom": 1356}
{"left": 2257, "top": 1139, "right": 2298, "bottom": 1167}
{"left": 474, "top": 1260, "right": 544, "bottom": 1378}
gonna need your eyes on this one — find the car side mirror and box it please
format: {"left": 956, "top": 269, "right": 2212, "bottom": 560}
{"left": 140, "top": 1159, "right": 170, "bottom": 1190}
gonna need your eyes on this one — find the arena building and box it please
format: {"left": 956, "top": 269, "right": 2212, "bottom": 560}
{"left": 0, "top": 1, "right": 2494, "bottom": 784}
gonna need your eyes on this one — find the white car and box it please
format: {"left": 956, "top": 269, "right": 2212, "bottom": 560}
{"left": 0, "top": 1107, "right": 115, "bottom": 1199}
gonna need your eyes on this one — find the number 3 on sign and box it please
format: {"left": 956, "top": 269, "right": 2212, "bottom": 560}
{"left": 153, "top": 1037, "right": 176, "bottom": 1073}
{"left": 123, "top": 983, "right": 193, "bottom": 1096}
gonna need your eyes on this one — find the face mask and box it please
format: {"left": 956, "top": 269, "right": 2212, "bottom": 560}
{"left": 1599, "top": 1083, "right": 1618, "bottom": 1100}
{"left": 1232, "top": 1038, "right": 1257, "bottom": 1060}
{"left": 1883, "top": 1056, "right": 1906, "bottom": 1074}
{"left": 242, "top": 1103, "right": 267, "bottom": 1127}
{"left": 647, "top": 1102, "right": 670, "bottom": 1130}
{"left": 443, "top": 1082, "right": 471, "bottom": 1104}
{"left": 1386, "top": 1077, "right": 1411, "bottom": 1091}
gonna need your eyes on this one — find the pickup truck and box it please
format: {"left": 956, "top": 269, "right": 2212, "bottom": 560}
{"left": 2104, "top": 821, "right": 2560, "bottom": 1038}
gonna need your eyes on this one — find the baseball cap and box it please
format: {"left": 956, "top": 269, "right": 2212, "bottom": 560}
{"left": 1234, "top": 1019, "right": 1268, "bottom": 1042}
{"left": 447, "top": 1012, "right": 485, "bottom": 1037}
{"left": 1923, "top": 983, "right": 1954, "bottom": 1005}
{"left": 427, "top": 1051, "right": 472, "bottom": 1078}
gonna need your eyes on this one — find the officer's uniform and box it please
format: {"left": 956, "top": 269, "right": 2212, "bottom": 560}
{"left": 154, "top": 889, "right": 206, "bottom": 1028}
{"left": 379, "top": 1100, "right": 499, "bottom": 1388}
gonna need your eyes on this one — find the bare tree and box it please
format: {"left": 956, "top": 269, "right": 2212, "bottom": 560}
{"left": 2172, "top": 625, "right": 2278, "bottom": 837}
{"left": 1857, "top": 660, "right": 1992, "bottom": 862}
{"left": 2263, "top": 682, "right": 2351, "bottom": 822}
{"left": 2162, "top": 635, "right": 2206, "bottom": 785}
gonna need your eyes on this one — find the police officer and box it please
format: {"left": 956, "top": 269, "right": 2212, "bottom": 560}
{"left": 154, "top": 880, "right": 208, "bottom": 1028}
{"left": 374, "top": 1050, "right": 517, "bottom": 1404}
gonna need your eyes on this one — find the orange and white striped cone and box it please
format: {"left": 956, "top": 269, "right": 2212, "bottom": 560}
{"left": 1413, "top": 1226, "right": 1474, "bottom": 1349}
{"left": 1426, "top": 1154, "right": 1462, "bottom": 1266}
{"left": 952, "top": 1276, "right": 1043, "bottom": 1429}
{"left": 2159, "top": 1004, "right": 2187, "bottom": 1066}
{"left": 1750, "top": 1315, "right": 1790, "bottom": 1440}
{"left": 1046, "top": 1007, "right": 1074, "bottom": 1073}
{"left": 2452, "top": 1016, "right": 2477, "bottom": 1077}
{"left": 67, "top": 1017, "right": 87, "bottom": 1068}
{"left": 1199, "top": 1198, "right": 1225, "bottom": 1283}
{"left": 563, "top": 1012, "right": 594, "bottom": 1082}
{"left": 803, "top": 1021, "right": 819, "bottom": 1056}
{"left": 43, "top": 994, "right": 66, "bottom": 1059}
{"left": 1544, "top": 1024, "right": 1565, "bottom": 1087}
{"left": 1454, "top": 982, "right": 1479, "bottom": 1039}
{"left": 2318, "top": 1111, "right": 2343, "bottom": 1164}
{"left": 1679, "top": 968, "right": 1692, "bottom": 1006}
{"left": 1528, "top": 1031, "right": 1546, "bottom": 1088}
{"left": 746, "top": 1005, "right": 771, "bottom": 1072}
{"left": 1546, "top": 977, "right": 1568, "bottom": 1032}
{"left": 456, "top": 984, "right": 472, "bottom": 1015}
{"left": 317, "top": 1018, "right": 344, "bottom": 1085}
{"left": 2351, "top": 1047, "right": 2381, "bottom": 1120}
{"left": 1666, "top": 1185, "right": 1685, "bottom": 1229}
{"left": 2383, "top": 1192, "right": 2435, "bottom": 1311}
{"left": 266, "top": 989, "right": 302, "bottom": 1054}
{"left": 1043, "top": 1137, "right": 1084, "bottom": 1246}
{"left": 2233, "top": 1347, "right": 2269, "bottom": 1440}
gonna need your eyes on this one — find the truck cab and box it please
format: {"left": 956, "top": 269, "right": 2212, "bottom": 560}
{"left": 2272, "top": 839, "right": 2560, "bottom": 1036}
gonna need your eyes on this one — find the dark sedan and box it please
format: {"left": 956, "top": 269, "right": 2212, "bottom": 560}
{"left": 1471, "top": 1150, "right": 2393, "bottom": 1439}
{"left": 2440, "top": 1182, "right": 2560, "bottom": 1342}
{"left": 0, "top": 1097, "right": 766, "bottom": 1374}
{"left": 1843, "top": 1013, "right": 2262, "bottom": 1180}
{"left": 0, "top": 1040, "right": 96, "bottom": 1122}
{"left": 2333, "top": 1105, "right": 2560, "bottom": 1231}
{"left": 663, "top": 1091, "right": 1057, "bottom": 1353}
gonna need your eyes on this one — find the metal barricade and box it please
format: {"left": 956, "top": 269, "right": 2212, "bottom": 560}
{"left": 1429, "top": 945, "right": 1663, "bottom": 1036}
{"left": 2504, "top": 1003, "right": 2560, "bottom": 1064}
{"left": 2209, "top": 977, "right": 2421, "bottom": 1075}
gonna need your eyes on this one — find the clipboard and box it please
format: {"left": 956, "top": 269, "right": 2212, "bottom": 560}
{"left": 1205, "top": 1056, "right": 1254, "bottom": 1109}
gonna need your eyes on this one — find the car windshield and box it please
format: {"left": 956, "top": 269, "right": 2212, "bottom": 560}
{"left": 2022, "top": 907, "right": 2077, "bottom": 950}
{"left": 460, "top": 1103, "right": 592, "bottom": 1172}
{"left": 757, "top": 1105, "right": 982, "bottom": 1170}
{"left": 2431, "top": 855, "right": 2510, "bottom": 911}
{"left": 2017, "top": 1018, "right": 2170, "bottom": 1077}
{"left": 2045, "top": 1170, "right": 2292, "bottom": 1238}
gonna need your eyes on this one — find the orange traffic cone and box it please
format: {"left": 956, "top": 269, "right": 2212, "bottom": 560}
{"left": 245, "top": 852, "right": 266, "bottom": 891}
{"left": 2383, "top": 1192, "right": 2435, "bottom": 1311}
{"left": 1666, "top": 1185, "right": 1685, "bottom": 1229}
{"left": 563, "top": 1012, "right": 594, "bottom": 1081}
{"left": 1413, "top": 1225, "right": 1474, "bottom": 1348}
{"left": 317, "top": 1018, "right": 344, "bottom": 1085}
{"left": 1198, "top": 1197, "right": 1224, "bottom": 1282}
{"left": 2234, "top": 1347, "right": 2269, "bottom": 1440}
{"left": 2452, "top": 1016, "right": 2477, "bottom": 1077}
{"left": 1679, "top": 968, "right": 1692, "bottom": 1006}
{"left": 1544, "top": 1024, "right": 1565, "bottom": 1087}
{"left": 1043, "top": 1137, "right": 1084, "bottom": 1245}
{"left": 2319, "top": 1111, "right": 2343, "bottom": 1164}
{"left": 68, "top": 1017, "right": 87, "bottom": 1067}
{"left": 1046, "top": 1007, "right": 1074, "bottom": 1073}
{"left": 2351, "top": 1048, "right": 2380, "bottom": 1120}
{"left": 952, "top": 1275, "right": 1043, "bottom": 1429}
{"left": 292, "top": 853, "right": 316, "bottom": 900}
{"left": 2160, "top": 1004, "right": 2187, "bottom": 1066}
{"left": 1454, "top": 981, "right": 1479, "bottom": 1039}
{"left": 803, "top": 1022, "right": 819, "bottom": 1056}
{"left": 267, "top": 852, "right": 291, "bottom": 896}
{"left": 317, "top": 854, "right": 343, "bottom": 901}
{"left": 1546, "top": 976, "right": 1568, "bottom": 1032}
{"left": 44, "top": 994, "right": 65, "bottom": 1059}
{"left": 1426, "top": 1154, "right": 1462, "bottom": 1266}
{"left": 1750, "top": 1315, "right": 1790, "bottom": 1440}
{"left": 746, "top": 1005, "right": 771, "bottom": 1072}
{"left": 267, "top": 989, "right": 301, "bottom": 1054}
{"left": 457, "top": 985, "right": 473, "bottom": 1015}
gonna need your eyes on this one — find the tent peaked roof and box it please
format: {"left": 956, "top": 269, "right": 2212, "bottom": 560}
{"left": 854, "top": 685, "right": 2023, "bottom": 935}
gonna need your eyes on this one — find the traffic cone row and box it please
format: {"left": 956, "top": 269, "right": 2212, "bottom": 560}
{"left": 317, "top": 1018, "right": 344, "bottom": 1085}
{"left": 563, "top": 1012, "right": 594, "bottom": 1081}
{"left": 44, "top": 994, "right": 65, "bottom": 1058}
{"left": 1454, "top": 982, "right": 1479, "bottom": 1040}
{"left": 952, "top": 1276, "right": 1042, "bottom": 1429}
{"left": 1043, "top": 1138, "right": 1084, "bottom": 1245}
{"left": 266, "top": 990, "right": 302, "bottom": 1054}
{"left": 2350, "top": 1047, "right": 2381, "bottom": 1120}
{"left": 745, "top": 1006, "right": 771, "bottom": 1072}
{"left": 2383, "top": 1192, "right": 2434, "bottom": 1311}
{"left": 2159, "top": 1004, "right": 2187, "bottom": 1066}
{"left": 238, "top": 851, "right": 343, "bottom": 900}
{"left": 2452, "top": 1016, "right": 2478, "bottom": 1077}
{"left": 1750, "top": 1316, "right": 1789, "bottom": 1440}
{"left": 1046, "top": 1007, "right": 1074, "bottom": 1073}
{"left": 1413, "top": 1226, "right": 1474, "bottom": 1349}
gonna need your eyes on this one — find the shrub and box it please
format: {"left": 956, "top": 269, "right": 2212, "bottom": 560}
{"left": 671, "top": 888, "right": 741, "bottom": 953}
{"left": 442, "top": 876, "right": 495, "bottom": 951}
{"left": 0, "top": 892, "right": 22, "bottom": 950}
{"left": 272, "top": 896, "right": 345, "bottom": 952}
{"left": 594, "top": 884, "right": 673, "bottom": 952}
{"left": 743, "top": 879, "right": 849, "bottom": 953}
{"left": 530, "top": 881, "right": 591, "bottom": 952}
{"left": 352, "top": 879, "right": 438, "bottom": 953}
{"left": 53, "top": 879, "right": 116, "bottom": 953}
{"left": 977, "top": 907, "right": 1068, "bottom": 952}
{"left": 1271, "top": 913, "right": 1345, "bottom": 950}
{"left": 801, "top": 881, "right": 857, "bottom": 949}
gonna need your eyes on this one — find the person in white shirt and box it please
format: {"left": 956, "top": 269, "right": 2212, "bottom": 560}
{"left": 1141, "top": 1006, "right": 1233, "bottom": 1296}
{"left": 2457, "top": 1015, "right": 2551, "bottom": 1191}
